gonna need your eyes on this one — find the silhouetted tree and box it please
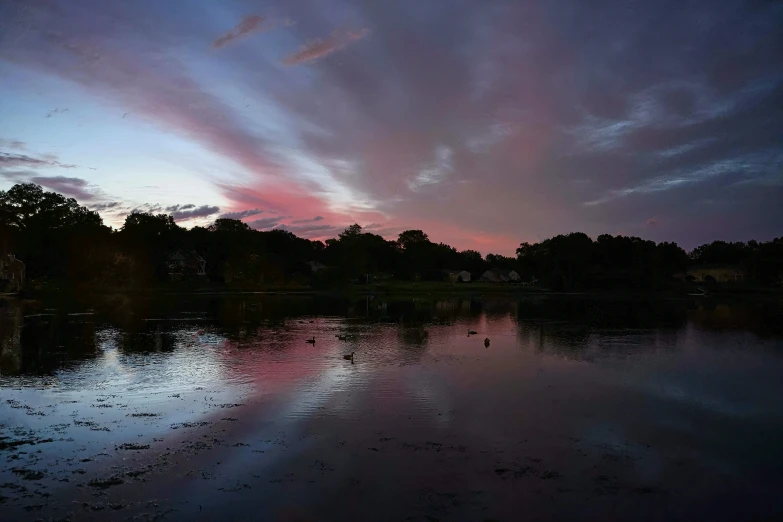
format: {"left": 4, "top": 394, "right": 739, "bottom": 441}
{"left": 518, "top": 233, "right": 689, "bottom": 290}
{"left": 0, "top": 183, "right": 107, "bottom": 280}
{"left": 396, "top": 229, "right": 429, "bottom": 250}
{"left": 119, "top": 212, "right": 183, "bottom": 281}
{"left": 459, "top": 250, "right": 489, "bottom": 278}
{"left": 690, "top": 238, "right": 783, "bottom": 286}
{"left": 2, "top": 183, "right": 780, "bottom": 292}
{"left": 690, "top": 241, "right": 750, "bottom": 266}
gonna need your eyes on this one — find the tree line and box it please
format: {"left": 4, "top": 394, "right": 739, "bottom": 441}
{"left": 1, "top": 183, "right": 781, "bottom": 290}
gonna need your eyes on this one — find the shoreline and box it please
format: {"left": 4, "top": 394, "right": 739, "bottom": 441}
{"left": 14, "top": 281, "right": 783, "bottom": 303}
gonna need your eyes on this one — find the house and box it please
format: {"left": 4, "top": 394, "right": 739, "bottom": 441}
{"left": 446, "top": 270, "right": 471, "bottom": 283}
{"left": 167, "top": 250, "right": 206, "bottom": 280}
{"left": 0, "top": 254, "right": 25, "bottom": 292}
{"left": 480, "top": 268, "right": 521, "bottom": 283}
{"left": 687, "top": 265, "right": 745, "bottom": 284}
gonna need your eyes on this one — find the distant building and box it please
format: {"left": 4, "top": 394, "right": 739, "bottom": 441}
{"left": 446, "top": 270, "right": 471, "bottom": 283}
{"left": 0, "top": 254, "right": 25, "bottom": 292}
{"left": 687, "top": 265, "right": 745, "bottom": 283}
{"left": 480, "top": 268, "right": 521, "bottom": 283}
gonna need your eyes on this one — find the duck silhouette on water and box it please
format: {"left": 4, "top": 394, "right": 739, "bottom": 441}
{"left": 305, "top": 337, "right": 315, "bottom": 344}
{"left": 467, "top": 329, "right": 478, "bottom": 335}
{"left": 484, "top": 337, "right": 490, "bottom": 347}
{"left": 343, "top": 352, "right": 355, "bottom": 361}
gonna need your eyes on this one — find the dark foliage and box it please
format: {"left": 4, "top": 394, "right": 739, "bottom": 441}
{"left": 1, "top": 183, "right": 781, "bottom": 290}
{"left": 517, "top": 233, "right": 781, "bottom": 290}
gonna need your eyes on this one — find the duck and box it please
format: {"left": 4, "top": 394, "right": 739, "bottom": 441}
{"left": 343, "top": 352, "right": 355, "bottom": 360}
{"left": 336, "top": 334, "right": 348, "bottom": 341}
{"left": 484, "top": 337, "right": 490, "bottom": 347}
{"left": 305, "top": 337, "right": 316, "bottom": 344}
{"left": 467, "top": 329, "right": 478, "bottom": 335}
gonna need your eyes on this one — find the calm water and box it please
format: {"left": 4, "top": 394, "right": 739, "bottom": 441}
{"left": 1, "top": 294, "right": 782, "bottom": 521}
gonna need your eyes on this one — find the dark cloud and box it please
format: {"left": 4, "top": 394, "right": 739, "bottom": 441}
{"left": 170, "top": 205, "right": 220, "bottom": 221}
{"left": 283, "top": 28, "right": 369, "bottom": 65}
{"left": 220, "top": 208, "right": 264, "bottom": 220}
{"left": 29, "top": 176, "right": 96, "bottom": 200}
{"left": 248, "top": 216, "right": 284, "bottom": 230}
{"left": 275, "top": 222, "right": 341, "bottom": 238}
{"left": 126, "top": 203, "right": 219, "bottom": 222}
{"left": 0, "top": 164, "right": 99, "bottom": 201}
{"left": 165, "top": 203, "right": 195, "bottom": 212}
{"left": 267, "top": 0, "right": 782, "bottom": 249}
{"left": 291, "top": 215, "right": 324, "bottom": 224}
{"left": 212, "top": 14, "right": 265, "bottom": 50}
{"left": 90, "top": 201, "right": 122, "bottom": 211}
{"left": 131, "top": 203, "right": 164, "bottom": 214}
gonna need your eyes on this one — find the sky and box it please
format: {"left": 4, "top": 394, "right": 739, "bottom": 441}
{"left": 0, "top": 0, "right": 781, "bottom": 254}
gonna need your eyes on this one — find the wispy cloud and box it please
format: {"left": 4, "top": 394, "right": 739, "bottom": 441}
{"left": 0, "top": 152, "right": 52, "bottom": 169}
{"left": 408, "top": 145, "right": 453, "bottom": 192}
{"left": 0, "top": 139, "right": 26, "bottom": 150}
{"left": 585, "top": 155, "right": 773, "bottom": 206}
{"left": 212, "top": 14, "right": 266, "bottom": 49}
{"left": 0, "top": 151, "right": 89, "bottom": 171}
{"left": 220, "top": 208, "right": 264, "bottom": 220}
{"left": 283, "top": 28, "right": 368, "bottom": 65}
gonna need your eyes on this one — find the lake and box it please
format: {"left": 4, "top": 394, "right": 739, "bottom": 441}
{"left": 1, "top": 294, "right": 782, "bottom": 521}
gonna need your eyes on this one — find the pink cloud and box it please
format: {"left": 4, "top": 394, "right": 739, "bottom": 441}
{"left": 212, "top": 14, "right": 266, "bottom": 50}
{"left": 219, "top": 182, "right": 377, "bottom": 221}
{"left": 218, "top": 181, "right": 519, "bottom": 252}
{"left": 283, "top": 28, "right": 369, "bottom": 65}
{"left": 218, "top": 181, "right": 391, "bottom": 241}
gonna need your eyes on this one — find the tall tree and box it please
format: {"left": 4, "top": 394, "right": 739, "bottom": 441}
{"left": 0, "top": 183, "right": 106, "bottom": 279}
{"left": 396, "top": 230, "right": 429, "bottom": 250}
{"left": 119, "top": 212, "right": 183, "bottom": 281}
